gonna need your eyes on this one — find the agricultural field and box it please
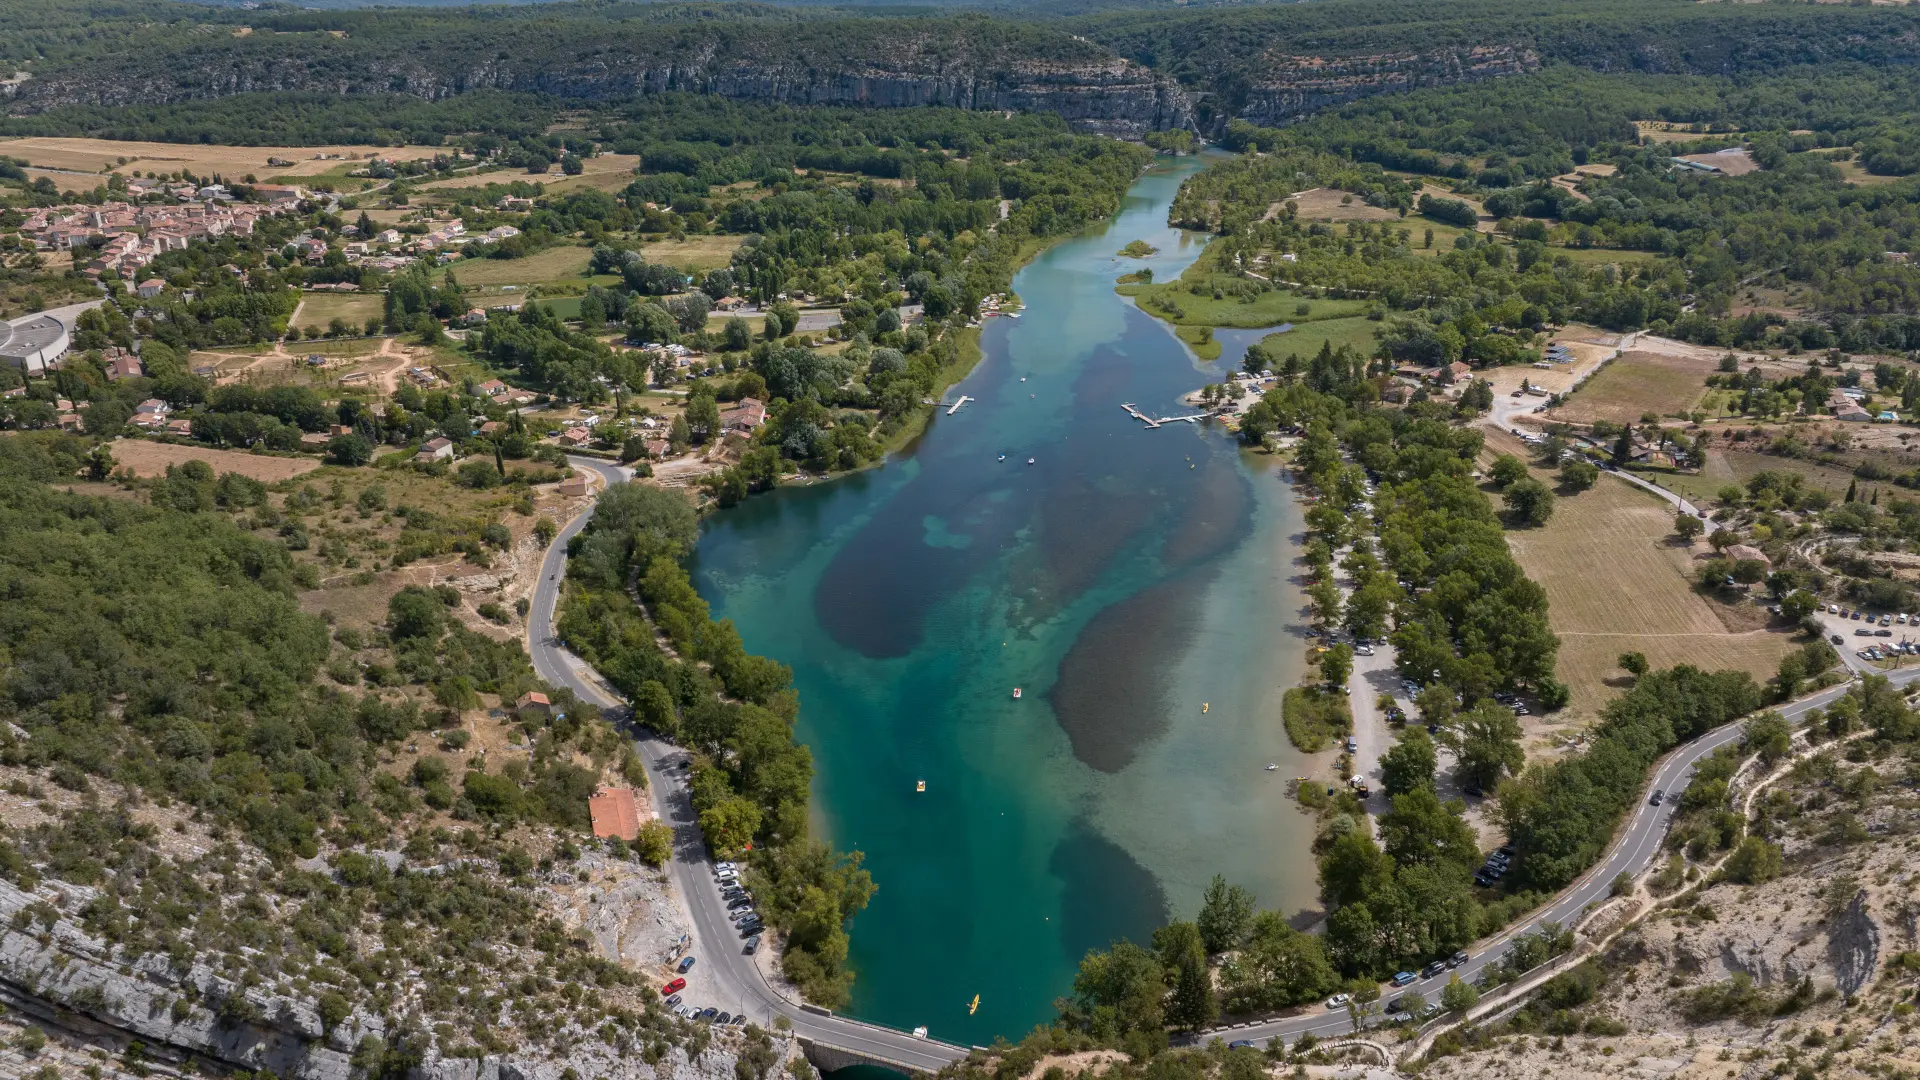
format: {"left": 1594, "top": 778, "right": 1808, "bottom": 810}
{"left": 106, "top": 439, "right": 323, "bottom": 481}
{"left": 1284, "top": 187, "right": 1403, "bottom": 223}
{"left": 413, "top": 153, "right": 639, "bottom": 192}
{"left": 294, "top": 291, "right": 385, "bottom": 331}
{"left": 1490, "top": 438, "right": 1801, "bottom": 720}
{"left": 441, "top": 244, "right": 593, "bottom": 295}
{"left": 0, "top": 136, "right": 441, "bottom": 179}
{"left": 1547, "top": 350, "right": 1718, "bottom": 425}
{"left": 639, "top": 234, "right": 746, "bottom": 272}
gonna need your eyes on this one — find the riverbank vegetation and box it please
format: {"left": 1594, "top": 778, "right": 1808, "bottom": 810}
{"left": 555, "top": 481, "right": 873, "bottom": 1005}
{"left": 1281, "top": 688, "right": 1351, "bottom": 753}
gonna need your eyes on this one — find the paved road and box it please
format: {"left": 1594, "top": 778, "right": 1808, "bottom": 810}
{"left": 1196, "top": 668, "right": 1916, "bottom": 1048}
{"left": 524, "top": 457, "right": 971, "bottom": 1073}
{"left": 529, "top": 460, "right": 1901, "bottom": 1060}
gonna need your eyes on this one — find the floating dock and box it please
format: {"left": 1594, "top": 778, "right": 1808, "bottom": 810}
{"left": 946, "top": 395, "right": 973, "bottom": 416}
{"left": 1122, "top": 403, "right": 1207, "bottom": 428}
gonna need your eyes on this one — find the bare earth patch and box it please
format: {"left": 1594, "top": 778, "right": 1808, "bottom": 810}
{"left": 0, "top": 136, "right": 442, "bottom": 178}
{"left": 107, "top": 439, "right": 322, "bottom": 481}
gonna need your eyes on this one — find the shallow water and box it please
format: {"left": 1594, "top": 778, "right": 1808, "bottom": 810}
{"left": 690, "top": 156, "right": 1316, "bottom": 1044}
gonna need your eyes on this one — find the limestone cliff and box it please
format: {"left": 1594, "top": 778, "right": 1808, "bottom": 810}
{"left": 1234, "top": 45, "right": 1539, "bottom": 125}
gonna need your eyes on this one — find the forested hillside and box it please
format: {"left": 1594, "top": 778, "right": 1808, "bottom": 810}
{"left": 7, "top": 0, "right": 1920, "bottom": 139}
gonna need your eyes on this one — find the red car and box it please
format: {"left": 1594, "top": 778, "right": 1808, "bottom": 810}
{"left": 661, "top": 978, "right": 686, "bottom": 996}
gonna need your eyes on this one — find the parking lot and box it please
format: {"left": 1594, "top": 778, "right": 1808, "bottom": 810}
{"left": 1815, "top": 604, "right": 1920, "bottom": 669}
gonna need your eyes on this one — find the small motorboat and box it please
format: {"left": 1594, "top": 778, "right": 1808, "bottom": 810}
{"left": 915, "top": 779, "right": 926, "bottom": 793}
{"left": 1265, "top": 763, "right": 1279, "bottom": 771}
{"left": 1027, "top": 458, "right": 1036, "bottom": 465}
{"left": 1021, "top": 377, "right": 1027, "bottom": 382}
{"left": 1012, "top": 687, "right": 1022, "bottom": 699}
{"left": 998, "top": 453, "right": 1006, "bottom": 461}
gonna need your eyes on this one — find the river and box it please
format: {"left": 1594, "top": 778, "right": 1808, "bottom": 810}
{"left": 689, "top": 155, "right": 1315, "bottom": 1046}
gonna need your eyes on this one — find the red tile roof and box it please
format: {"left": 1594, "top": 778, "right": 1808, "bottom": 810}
{"left": 588, "top": 786, "right": 647, "bottom": 841}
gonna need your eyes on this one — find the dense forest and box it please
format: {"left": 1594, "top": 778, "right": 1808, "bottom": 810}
{"left": 6, "top": 0, "right": 1920, "bottom": 140}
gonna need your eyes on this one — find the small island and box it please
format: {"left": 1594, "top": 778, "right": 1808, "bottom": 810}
{"left": 1117, "top": 239, "right": 1158, "bottom": 258}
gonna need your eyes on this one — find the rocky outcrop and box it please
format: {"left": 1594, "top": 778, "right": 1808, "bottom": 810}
{"left": 13, "top": 30, "right": 1195, "bottom": 136}
{"left": 1828, "top": 888, "right": 1880, "bottom": 998}
{"left": 0, "top": 870, "right": 782, "bottom": 1080}
{"left": 1235, "top": 45, "right": 1539, "bottom": 125}
{"left": 0, "top": 877, "right": 370, "bottom": 1080}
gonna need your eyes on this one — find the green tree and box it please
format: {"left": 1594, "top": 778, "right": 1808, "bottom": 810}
{"left": 1440, "top": 973, "right": 1480, "bottom": 1013}
{"left": 1723, "top": 836, "right": 1783, "bottom": 884}
{"left": 1380, "top": 729, "right": 1437, "bottom": 796}
{"left": 1320, "top": 642, "right": 1354, "bottom": 687}
{"left": 1168, "top": 944, "right": 1218, "bottom": 1033}
{"left": 1416, "top": 684, "right": 1456, "bottom": 730}
{"left": 388, "top": 586, "right": 444, "bottom": 641}
{"left": 1379, "top": 785, "right": 1479, "bottom": 871}
{"left": 1558, "top": 459, "right": 1599, "bottom": 491}
{"left": 1674, "top": 513, "right": 1705, "bottom": 542}
{"left": 1502, "top": 477, "right": 1555, "bottom": 526}
{"left": 1197, "top": 875, "right": 1256, "bottom": 954}
{"left": 1618, "top": 651, "right": 1649, "bottom": 678}
{"left": 1062, "top": 941, "right": 1166, "bottom": 1042}
{"left": 1456, "top": 702, "right": 1524, "bottom": 790}
{"left": 699, "top": 794, "right": 762, "bottom": 853}
{"left": 1780, "top": 590, "right": 1818, "bottom": 623}
{"left": 1220, "top": 911, "right": 1336, "bottom": 1012}
{"left": 686, "top": 393, "right": 722, "bottom": 442}
{"left": 1742, "top": 712, "right": 1792, "bottom": 765}
{"left": 1489, "top": 454, "right": 1527, "bottom": 488}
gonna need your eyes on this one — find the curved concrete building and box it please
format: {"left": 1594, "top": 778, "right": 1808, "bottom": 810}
{"left": 0, "top": 315, "right": 71, "bottom": 376}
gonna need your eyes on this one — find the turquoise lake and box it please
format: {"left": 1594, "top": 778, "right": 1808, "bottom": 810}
{"left": 690, "top": 156, "right": 1316, "bottom": 1046}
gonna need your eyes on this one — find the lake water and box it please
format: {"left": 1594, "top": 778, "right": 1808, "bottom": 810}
{"left": 690, "top": 155, "right": 1316, "bottom": 1046}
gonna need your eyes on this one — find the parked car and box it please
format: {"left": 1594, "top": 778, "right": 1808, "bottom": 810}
{"left": 744, "top": 936, "right": 762, "bottom": 955}
{"left": 1450, "top": 951, "right": 1470, "bottom": 967}
{"left": 1878, "top": 629, "right": 1894, "bottom": 637}
{"left": 1831, "top": 634, "right": 1846, "bottom": 645}
{"left": 1326, "top": 994, "right": 1351, "bottom": 1010}
{"left": 717, "top": 1013, "right": 733, "bottom": 1025}
{"left": 1392, "top": 971, "right": 1417, "bottom": 986}
{"left": 699, "top": 1008, "right": 718, "bottom": 1021}
{"left": 1463, "top": 784, "right": 1486, "bottom": 798}
{"left": 677, "top": 956, "right": 697, "bottom": 974}
{"left": 661, "top": 978, "right": 686, "bottom": 996}
{"left": 666, "top": 994, "right": 683, "bottom": 1007}
{"left": 1227, "top": 1040, "right": 1256, "bottom": 1050}
{"left": 1345, "top": 736, "right": 1358, "bottom": 753}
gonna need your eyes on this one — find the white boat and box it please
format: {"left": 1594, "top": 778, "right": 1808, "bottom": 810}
{"left": 1012, "top": 687, "right": 1022, "bottom": 699}
{"left": 1027, "top": 458, "right": 1035, "bottom": 465}
{"left": 998, "top": 454, "right": 1006, "bottom": 461}
{"left": 1264, "top": 763, "right": 1279, "bottom": 771}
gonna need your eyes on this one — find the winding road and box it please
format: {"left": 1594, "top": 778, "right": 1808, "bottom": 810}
{"left": 1192, "top": 667, "right": 1919, "bottom": 1048}
{"left": 525, "top": 456, "right": 972, "bottom": 1073}
{"left": 525, "top": 457, "right": 1908, "bottom": 1066}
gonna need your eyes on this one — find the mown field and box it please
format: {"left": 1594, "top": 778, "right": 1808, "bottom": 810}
{"left": 1490, "top": 435, "right": 1800, "bottom": 720}
{"left": 296, "top": 291, "right": 385, "bottom": 330}
{"left": 0, "top": 136, "right": 440, "bottom": 178}
{"left": 1549, "top": 351, "right": 1715, "bottom": 425}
